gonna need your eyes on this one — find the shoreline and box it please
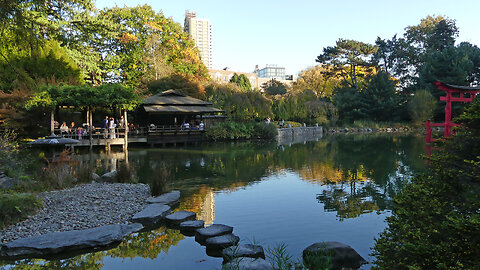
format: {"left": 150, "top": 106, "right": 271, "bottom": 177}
{"left": 0, "top": 182, "right": 150, "bottom": 243}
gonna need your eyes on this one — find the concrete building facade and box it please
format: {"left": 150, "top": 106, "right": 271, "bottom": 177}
{"left": 184, "top": 11, "right": 212, "bottom": 69}
{"left": 208, "top": 69, "right": 293, "bottom": 90}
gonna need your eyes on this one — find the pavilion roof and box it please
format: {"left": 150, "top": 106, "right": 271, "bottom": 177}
{"left": 142, "top": 90, "right": 223, "bottom": 114}
{"left": 142, "top": 90, "right": 212, "bottom": 106}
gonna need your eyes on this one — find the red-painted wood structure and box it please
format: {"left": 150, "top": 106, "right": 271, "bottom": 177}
{"left": 425, "top": 81, "right": 480, "bottom": 143}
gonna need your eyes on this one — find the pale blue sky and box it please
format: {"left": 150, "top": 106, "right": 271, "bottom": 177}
{"left": 95, "top": 0, "right": 480, "bottom": 75}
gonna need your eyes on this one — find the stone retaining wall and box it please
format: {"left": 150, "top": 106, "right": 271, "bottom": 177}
{"left": 277, "top": 126, "right": 324, "bottom": 144}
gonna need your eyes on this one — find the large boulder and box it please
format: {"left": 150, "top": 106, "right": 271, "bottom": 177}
{"left": 302, "top": 241, "right": 367, "bottom": 270}
{"left": 222, "top": 244, "right": 266, "bottom": 262}
{"left": 223, "top": 257, "right": 273, "bottom": 270}
{"left": 165, "top": 211, "right": 196, "bottom": 225}
{"left": 146, "top": 190, "right": 180, "bottom": 206}
{"left": 100, "top": 171, "right": 117, "bottom": 182}
{"left": 91, "top": 173, "right": 100, "bottom": 182}
{"left": 131, "top": 203, "right": 171, "bottom": 225}
{"left": 195, "top": 224, "right": 233, "bottom": 243}
{"left": 204, "top": 233, "right": 239, "bottom": 249}
{"left": 0, "top": 173, "right": 15, "bottom": 189}
{"left": 0, "top": 223, "right": 143, "bottom": 258}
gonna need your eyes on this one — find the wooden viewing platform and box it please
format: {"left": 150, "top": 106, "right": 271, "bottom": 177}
{"left": 54, "top": 125, "right": 207, "bottom": 150}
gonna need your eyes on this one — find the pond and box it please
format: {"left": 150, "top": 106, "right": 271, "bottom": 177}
{"left": 2, "top": 133, "right": 427, "bottom": 269}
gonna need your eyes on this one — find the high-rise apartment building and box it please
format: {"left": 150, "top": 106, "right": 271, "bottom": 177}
{"left": 184, "top": 10, "right": 212, "bottom": 69}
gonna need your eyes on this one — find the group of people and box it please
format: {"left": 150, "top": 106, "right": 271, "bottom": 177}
{"left": 58, "top": 121, "right": 90, "bottom": 139}
{"left": 56, "top": 115, "right": 128, "bottom": 139}
{"left": 101, "top": 116, "right": 126, "bottom": 139}
{"left": 181, "top": 121, "right": 204, "bottom": 131}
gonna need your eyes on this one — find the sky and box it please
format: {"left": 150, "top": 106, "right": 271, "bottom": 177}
{"left": 95, "top": 0, "right": 480, "bottom": 75}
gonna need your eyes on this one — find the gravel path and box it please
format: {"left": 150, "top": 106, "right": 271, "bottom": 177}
{"left": 0, "top": 182, "right": 151, "bottom": 243}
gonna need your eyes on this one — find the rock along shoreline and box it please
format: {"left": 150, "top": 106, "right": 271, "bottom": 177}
{"left": 0, "top": 182, "right": 151, "bottom": 244}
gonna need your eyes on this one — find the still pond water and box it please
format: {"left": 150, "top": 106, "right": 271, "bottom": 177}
{"left": 3, "top": 134, "right": 427, "bottom": 269}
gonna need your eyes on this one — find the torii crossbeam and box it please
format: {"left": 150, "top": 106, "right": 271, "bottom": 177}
{"left": 425, "top": 81, "right": 480, "bottom": 143}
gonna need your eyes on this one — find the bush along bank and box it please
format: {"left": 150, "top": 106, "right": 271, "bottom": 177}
{"left": 205, "top": 122, "right": 278, "bottom": 141}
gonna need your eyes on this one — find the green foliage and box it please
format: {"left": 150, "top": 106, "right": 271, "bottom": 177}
{"left": 316, "top": 39, "right": 377, "bottom": 89}
{"left": 205, "top": 82, "right": 272, "bottom": 121}
{"left": 408, "top": 89, "right": 436, "bottom": 125}
{"left": 361, "top": 71, "right": 401, "bottom": 122}
{"left": 206, "top": 122, "right": 277, "bottom": 141}
{"left": 266, "top": 243, "right": 295, "bottom": 270}
{"left": 262, "top": 79, "right": 287, "bottom": 95}
{"left": 372, "top": 98, "right": 480, "bottom": 269}
{"left": 147, "top": 74, "right": 205, "bottom": 99}
{"left": 26, "top": 84, "right": 139, "bottom": 110}
{"left": 229, "top": 73, "right": 252, "bottom": 91}
{"left": 333, "top": 86, "right": 365, "bottom": 123}
{"left": 0, "top": 193, "right": 42, "bottom": 228}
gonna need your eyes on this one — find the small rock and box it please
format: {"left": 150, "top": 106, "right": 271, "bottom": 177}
{"left": 222, "top": 244, "right": 266, "bottom": 261}
{"left": 223, "top": 257, "right": 273, "bottom": 270}
{"left": 147, "top": 190, "right": 180, "bottom": 206}
{"left": 165, "top": 211, "right": 196, "bottom": 225}
{"left": 204, "top": 233, "right": 239, "bottom": 249}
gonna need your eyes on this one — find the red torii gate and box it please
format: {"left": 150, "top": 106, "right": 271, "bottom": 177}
{"left": 425, "top": 81, "right": 480, "bottom": 143}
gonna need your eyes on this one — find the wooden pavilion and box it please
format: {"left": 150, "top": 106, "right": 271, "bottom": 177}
{"left": 139, "top": 90, "right": 223, "bottom": 128}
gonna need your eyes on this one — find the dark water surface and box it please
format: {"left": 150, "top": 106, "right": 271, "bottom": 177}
{"left": 2, "top": 134, "right": 427, "bottom": 269}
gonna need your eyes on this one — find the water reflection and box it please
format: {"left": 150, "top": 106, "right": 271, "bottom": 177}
{"left": 1, "top": 134, "right": 426, "bottom": 269}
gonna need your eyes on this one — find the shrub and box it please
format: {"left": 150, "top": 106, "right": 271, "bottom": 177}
{"left": 206, "top": 122, "right": 277, "bottom": 141}
{"left": 0, "top": 193, "right": 42, "bottom": 228}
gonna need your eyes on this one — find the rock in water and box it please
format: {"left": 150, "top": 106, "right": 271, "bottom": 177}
{"left": 179, "top": 220, "right": 204, "bottom": 236}
{"left": 131, "top": 204, "right": 171, "bottom": 225}
{"left": 195, "top": 224, "right": 233, "bottom": 243}
{"left": 165, "top": 211, "right": 196, "bottom": 225}
{"left": 302, "top": 241, "right": 367, "bottom": 270}
{"left": 223, "top": 257, "right": 274, "bottom": 270}
{"left": 146, "top": 190, "right": 180, "bottom": 206}
{"left": 0, "top": 223, "right": 143, "bottom": 258}
{"left": 204, "top": 233, "right": 239, "bottom": 249}
{"left": 223, "top": 244, "right": 266, "bottom": 261}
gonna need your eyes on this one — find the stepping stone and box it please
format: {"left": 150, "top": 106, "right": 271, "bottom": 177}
{"left": 204, "top": 233, "right": 240, "bottom": 249}
{"left": 222, "top": 244, "right": 266, "bottom": 261}
{"left": 302, "top": 241, "right": 367, "bottom": 270}
{"left": 223, "top": 257, "right": 273, "bottom": 270}
{"left": 131, "top": 203, "right": 171, "bottom": 225}
{"left": 146, "top": 190, "right": 180, "bottom": 206}
{"left": 179, "top": 220, "right": 204, "bottom": 232}
{"left": 165, "top": 211, "right": 196, "bottom": 225}
{"left": 195, "top": 224, "right": 233, "bottom": 243}
{"left": 0, "top": 223, "right": 143, "bottom": 258}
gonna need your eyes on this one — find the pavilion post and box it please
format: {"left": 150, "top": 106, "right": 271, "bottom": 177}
{"left": 89, "top": 106, "right": 93, "bottom": 149}
{"left": 123, "top": 109, "right": 128, "bottom": 151}
{"left": 50, "top": 109, "right": 55, "bottom": 135}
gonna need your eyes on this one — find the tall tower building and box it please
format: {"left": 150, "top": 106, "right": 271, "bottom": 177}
{"left": 184, "top": 10, "right": 212, "bottom": 69}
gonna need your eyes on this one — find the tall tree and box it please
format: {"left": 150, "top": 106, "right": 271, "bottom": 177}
{"left": 262, "top": 79, "right": 287, "bottom": 96}
{"left": 229, "top": 73, "right": 252, "bottom": 91}
{"left": 293, "top": 65, "right": 341, "bottom": 97}
{"left": 316, "top": 39, "right": 377, "bottom": 90}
